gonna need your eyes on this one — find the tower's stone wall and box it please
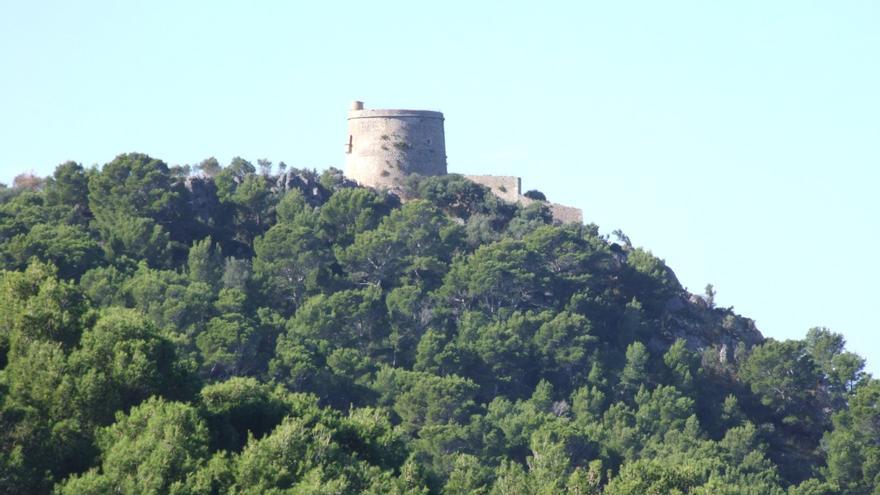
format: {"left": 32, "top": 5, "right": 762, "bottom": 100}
{"left": 523, "top": 198, "right": 585, "bottom": 224}
{"left": 464, "top": 175, "right": 521, "bottom": 203}
{"left": 342, "top": 101, "right": 583, "bottom": 224}
{"left": 467, "top": 174, "right": 584, "bottom": 224}
{"left": 345, "top": 105, "right": 446, "bottom": 189}
{"left": 547, "top": 203, "right": 584, "bottom": 224}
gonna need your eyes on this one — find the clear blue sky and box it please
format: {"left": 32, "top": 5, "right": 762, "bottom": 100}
{"left": 1, "top": 1, "right": 877, "bottom": 374}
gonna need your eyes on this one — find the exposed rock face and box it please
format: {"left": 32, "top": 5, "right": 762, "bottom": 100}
{"left": 184, "top": 176, "right": 221, "bottom": 225}
{"left": 272, "top": 171, "right": 337, "bottom": 206}
{"left": 185, "top": 171, "right": 361, "bottom": 216}
{"left": 647, "top": 290, "right": 764, "bottom": 363}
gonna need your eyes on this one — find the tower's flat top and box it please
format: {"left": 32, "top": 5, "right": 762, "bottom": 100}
{"left": 348, "top": 109, "right": 444, "bottom": 119}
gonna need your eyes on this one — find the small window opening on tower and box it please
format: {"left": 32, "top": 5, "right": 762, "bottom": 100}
{"left": 345, "top": 135, "right": 353, "bottom": 154}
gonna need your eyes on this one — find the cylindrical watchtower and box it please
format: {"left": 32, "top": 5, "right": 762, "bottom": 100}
{"left": 344, "top": 101, "right": 447, "bottom": 189}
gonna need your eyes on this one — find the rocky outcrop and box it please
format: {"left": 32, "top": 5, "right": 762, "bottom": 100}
{"left": 273, "top": 172, "right": 328, "bottom": 206}
{"left": 184, "top": 170, "right": 362, "bottom": 217}
{"left": 184, "top": 176, "right": 221, "bottom": 225}
{"left": 647, "top": 290, "right": 764, "bottom": 365}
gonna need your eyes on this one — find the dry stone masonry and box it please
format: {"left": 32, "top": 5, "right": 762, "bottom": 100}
{"left": 345, "top": 101, "right": 447, "bottom": 189}
{"left": 464, "top": 175, "right": 584, "bottom": 224}
{"left": 344, "top": 101, "right": 583, "bottom": 224}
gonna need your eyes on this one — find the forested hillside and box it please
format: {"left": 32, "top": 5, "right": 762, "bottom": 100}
{"left": 0, "top": 154, "right": 876, "bottom": 494}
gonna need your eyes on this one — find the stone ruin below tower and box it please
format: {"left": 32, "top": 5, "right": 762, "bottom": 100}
{"left": 344, "top": 101, "right": 583, "bottom": 224}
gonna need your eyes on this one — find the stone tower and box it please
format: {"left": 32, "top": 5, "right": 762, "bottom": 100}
{"left": 344, "top": 101, "right": 446, "bottom": 189}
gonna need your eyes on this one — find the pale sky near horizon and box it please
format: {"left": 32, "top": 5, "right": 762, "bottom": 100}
{"left": 1, "top": 1, "right": 878, "bottom": 374}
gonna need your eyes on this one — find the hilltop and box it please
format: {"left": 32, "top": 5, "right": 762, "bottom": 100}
{"left": 0, "top": 154, "right": 875, "bottom": 494}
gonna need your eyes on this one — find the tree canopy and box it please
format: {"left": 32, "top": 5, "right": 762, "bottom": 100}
{"left": 0, "top": 156, "right": 873, "bottom": 494}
